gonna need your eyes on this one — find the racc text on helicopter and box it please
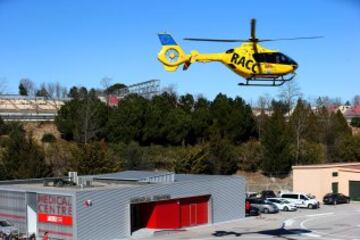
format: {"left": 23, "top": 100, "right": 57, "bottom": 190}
{"left": 157, "top": 19, "right": 322, "bottom": 87}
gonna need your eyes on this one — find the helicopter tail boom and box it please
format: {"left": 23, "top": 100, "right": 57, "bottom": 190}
{"left": 157, "top": 33, "right": 191, "bottom": 72}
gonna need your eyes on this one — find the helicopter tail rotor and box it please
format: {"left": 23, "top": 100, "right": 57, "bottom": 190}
{"left": 157, "top": 33, "right": 191, "bottom": 72}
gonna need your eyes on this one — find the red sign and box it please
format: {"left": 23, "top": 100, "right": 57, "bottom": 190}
{"left": 38, "top": 213, "right": 73, "bottom": 225}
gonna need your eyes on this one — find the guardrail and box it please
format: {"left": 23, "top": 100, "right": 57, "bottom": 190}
{"left": 0, "top": 112, "right": 57, "bottom": 122}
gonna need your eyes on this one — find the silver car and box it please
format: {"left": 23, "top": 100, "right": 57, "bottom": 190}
{"left": 0, "top": 219, "right": 19, "bottom": 237}
{"left": 267, "top": 198, "right": 297, "bottom": 211}
{"left": 248, "top": 198, "right": 279, "bottom": 214}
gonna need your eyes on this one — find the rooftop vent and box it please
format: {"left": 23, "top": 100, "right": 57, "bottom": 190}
{"left": 68, "top": 171, "right": 78, "bottom": 185}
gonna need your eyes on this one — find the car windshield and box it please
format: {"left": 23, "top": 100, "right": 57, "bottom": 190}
{"left": 306, "top": 194, "right": 315, "bottom": 199}
{"left": 0, "top": 220, "right": 12, "bottom": 227}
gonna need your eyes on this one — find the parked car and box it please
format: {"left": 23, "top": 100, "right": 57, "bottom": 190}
{"left": 260, "top": 190, "right": 277, "bottom": 199}
{"left": 267, "top": 198, "right": 297, "bottom": 211}
{"left": 323, "top": 193, "right": 350, "bottom": 205}
{"left": 280, "top": 192, "right": 320, "bottom": 209}
{"left": 0, "top": 219, "right": 18, "bottom": 237}
{"left": 246, "top": 192, "right": 260, "bottom": 198}
{"left": 247, "top": 206, "right": 260, "bottom": 216}
{"left": 247, "top": 198, "right": 279, "bottom": 214}
{"left": 245, "top": 199, "right": 260, "bottom": 216}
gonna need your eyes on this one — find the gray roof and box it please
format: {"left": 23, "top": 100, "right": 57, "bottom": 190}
{"left": 0, "top": 171, "right": 244, "bottom": 193}
{"left": 94, "top": 170, "right": 173, "bottom": 181}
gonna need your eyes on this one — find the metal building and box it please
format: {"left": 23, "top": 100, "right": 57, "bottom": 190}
{"left": 0, "top": 171, "right": 245, "bottom": 240}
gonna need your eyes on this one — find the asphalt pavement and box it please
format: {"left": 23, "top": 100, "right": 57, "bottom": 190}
{"left": 134, "top": 203, "right": 360, "bottom": 240}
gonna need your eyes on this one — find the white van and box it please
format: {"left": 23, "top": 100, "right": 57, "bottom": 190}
{"left": 280, "top": 192, "right": 320, "bottom": 209}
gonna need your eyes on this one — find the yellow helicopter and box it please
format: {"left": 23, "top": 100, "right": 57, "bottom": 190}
{"left": 157, "top": 19, "right": 322, "bottom": 86}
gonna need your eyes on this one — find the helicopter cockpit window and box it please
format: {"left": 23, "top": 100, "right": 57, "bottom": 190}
{"left": 253, "top": 53, "right": 296, "bottom": 65}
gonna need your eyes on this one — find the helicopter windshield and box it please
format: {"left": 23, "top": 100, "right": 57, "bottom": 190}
{"left": 253, "top": 52, "right": 296, "bottom": 65}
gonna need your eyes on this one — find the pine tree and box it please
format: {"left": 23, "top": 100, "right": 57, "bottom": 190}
{"left": 78, "top": 141, "right": 118, "bottom": 174}
{"left": 2, "top": 124, "right": 50, "bottom": 179}
{"left": 288, "top": 99, "right": 311, "bottom": 164}
{"left": 18, "top": 83, "right": 27, "bottom": 96}
{"left": 261, "top": 104, "right": 292, "bottom": 177}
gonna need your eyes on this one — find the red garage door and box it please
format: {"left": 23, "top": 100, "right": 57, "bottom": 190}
{"left": 131, "top": 195, "right": 209, "bottom": 231}
{"left": 180, "top": 196, "right": 209, "bottom": 227}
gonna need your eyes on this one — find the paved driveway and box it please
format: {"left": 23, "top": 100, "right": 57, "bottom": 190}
{"left": 133, "top": 203, "right": 360, "bottom": 240}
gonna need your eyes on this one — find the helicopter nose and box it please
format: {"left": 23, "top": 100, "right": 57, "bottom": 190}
{"left": 292, "top": 63, "right": 298, "bottom": 71}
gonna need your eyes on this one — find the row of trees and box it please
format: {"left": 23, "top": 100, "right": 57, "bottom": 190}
{"left": 52, "top": 87, "right": 359, "bottom": 177}
{"left": 18, "top": 78, "right": 68, "bottom": 98}
{"left": 0, "top": 79, "right": 358, "bottom": 179}
{"left": 56, "top": 88, "right": 257, "bottom": 146}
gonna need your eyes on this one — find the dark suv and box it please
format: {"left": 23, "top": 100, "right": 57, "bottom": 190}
{"left": 323, "top": 193, "right": 350, "bottom": 205}
{"left": 260, "top": 190, "right": 277, "bottom": 199}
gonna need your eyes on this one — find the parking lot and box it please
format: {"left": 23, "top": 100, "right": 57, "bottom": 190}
{"left": 136, "top": 203, "right": 360, "bottom": 240}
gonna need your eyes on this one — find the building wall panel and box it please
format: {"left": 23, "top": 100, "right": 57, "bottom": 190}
{"left": 36, "top": 193, "right": 74, "bottom": 240}
{"left": 76, "top": 176, "right": 245, "bottom": 240}
{"left": 0, "top": 190, "right": 26, "bottom": 233}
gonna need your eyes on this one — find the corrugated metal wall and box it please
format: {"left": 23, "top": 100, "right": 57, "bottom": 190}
{"left": 0, "top": 190, "right": 26, "bottom": 233}
{"left": 76, "top": 176, "right": 245, "bottom": 240}
{"left": 37, "top": 193, "right": 75, "bottom": 240}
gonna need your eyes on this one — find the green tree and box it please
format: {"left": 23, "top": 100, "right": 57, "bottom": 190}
{"left": 237, "top": 139, "right": 262, "bottom": 172}
{"left": 18, "top": 83, "right": 27, "bottom": 96}
{"left": 68, "top": 86, "right": 79, "bottom": 99}
{"left": 106, "top": 94, "right": 148, "bottom": 143}
{"left": 227, "top": 97, "right": 257, "bottom": 144}
{"left": 2, "top": 124, "right": 50, "bottom": 179}
{"left": 164, "top": 107, "right": 191, "bottom": 145}
{"left": 0, "top": 117, "right": 7, "bottom": 135}
{"left": 270, "top": 100, "right": 290, "bottom": 114}
{"left": 44, "top": 141, "right": 83, "bottom": 176}
{"left": 350, "top": 117, "right": 360, "bottom": 128}
{"left": 78, "top": 141, "right": 118, "bottom": 174}
{"left": 175, "top": 145, "right": 213, "bottom": 174}
{"left": 261, "top": 104, "right": 292, "bottom": 177}
{"left": 190, "top": 97, "right": 212, "bottom": 144}
{"left": 41, "top": 133, "right": 56, "bottom": 143}
{"left": 113, "top": 142, "right": 153, "bottom": 170}
{"left": 179, "top": 94, "right": 194, "bottom": 113}
{"left": 210, "top": 94, "right": 257, "bottom": 144}
{"left": 304, "top": 111, "right": 321, "bottom": 143}
{"left": 105, "top": 83, "right": 127, "bottom": 95}
{"left": 289, "top": 140, "right": 325, "bottom": 165}
{"left": 56, "top": 88, "right": 108, "bottom": 143}
{"left": 333, "top": 135, "right": 360, "bottom": 162}
{"left": 288, "top": 99, "right": 311, "bottom": 164}
{"left": 142, "top": 92, "right": 177, "bottom": 145}
{"left": 210, "top": 93, "right": 232, "bottom": 139}
{"left": 209, "top": 138, "right": 239, "bottom": 175}
{"left": 331, "top": 110, "right": 352, "bottom": 137}
{"left": 35, "top": 86, "right": 49, "bottom": 97}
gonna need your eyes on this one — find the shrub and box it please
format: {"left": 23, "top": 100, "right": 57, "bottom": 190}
{"left": 41, "top": 133, "right": 56, "bottom": 143}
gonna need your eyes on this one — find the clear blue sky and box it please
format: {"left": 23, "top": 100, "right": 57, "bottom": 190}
{"left": 0, "top": 0, "right": 359, "bottom": 103}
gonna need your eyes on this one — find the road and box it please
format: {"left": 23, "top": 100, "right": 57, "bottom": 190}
{"left": 135, "top": 203, "right": 360, "bottom": 240}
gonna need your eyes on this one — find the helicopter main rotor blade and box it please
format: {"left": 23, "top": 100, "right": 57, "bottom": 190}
{"left": 250, "top": 18, "right": 256, "bottom": 41}
{"left": 259, "top": 36, "right": 324, "bottom": 42}
{"left": 183, "top": 38, "right": 249, "bottom": 42}
{"left": 252, "top": 42, "right": 262, "bottom": 74}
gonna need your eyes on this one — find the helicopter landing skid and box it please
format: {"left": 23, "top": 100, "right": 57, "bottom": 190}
{"left": 239, "top": 73, "right": 296, "bottom": 87}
